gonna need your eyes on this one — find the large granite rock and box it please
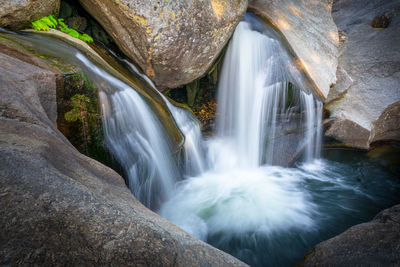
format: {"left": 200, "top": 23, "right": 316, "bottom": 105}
{"left": 78, "top": 0, "right": 247, "bottom": 90}
{"left": 300, "top": 204, "right": 400, "bottom": 266}
{"left": 0, "top": 45, "right": 246, "bottom": 266}
{"left": 325, "top": 0, "right": 400, "bottom": 149}
{"left": 248, "top": 0, "right": 339, "bottom": 100}
{"left": 0, "top": 0, "right": 60, "bottom": 30}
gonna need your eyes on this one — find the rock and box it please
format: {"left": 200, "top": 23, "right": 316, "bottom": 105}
{"left": 59, "top": 0, "right": 72, "bottom": 19}
{"left": 0, "top": 0, "right": 60, "bottom": 30}
{"left": 370, "top": 102, "right": 400, "bottom": 145}
{"left": 300, "top": 204, "right": 400, "bottom": 266}
{"left": 371, "top": 14, "right": 390, "bottom": 29}
{"left": 325, "top": 0, "right": 400, "bottom": 149}
{"left": 0, "top": 43, "right": 246, "bottom": 266}
{"left": 324, "top": 118, "right": 370, "bottom": 149}
{"left": 77, "top": 0, "right": 247, "bottom": 89}
{"left": 88, "top": 19, "right": 113, "bottom": 46}
{"left": 65, "top": 16, "right": 87, "bottom": 31}
{"left": 248, "top": 0, "right": 339, "bottom": 100}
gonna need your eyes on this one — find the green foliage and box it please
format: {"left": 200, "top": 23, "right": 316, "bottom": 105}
{"left": 65, "top": 94, "right": 91, "bottom": 123}
{"left": 80, "top": 72, "right": 95, "bottom": 90}
{"left": 32, "top": 15, "right": 58, "bottom": 31}
{"left": 31, "top": 15, "right": 93, "bottom": 43}
{"left": 79, "top": 33, "right": 94, "bottom": 43}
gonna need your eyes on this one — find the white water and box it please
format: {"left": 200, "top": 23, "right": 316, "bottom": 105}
{"left": 74, "top": 54, "right": 181, "bottom": 210}
{"left": 75, "top": 16, "right": 324, "bottom": 253}
{"left": 5, "top": 28, "right": 399, "bottom": 266}
{"left": 160, "top": 15, "right": 323, "bottom": 246}
{"left": 216, "top": 20, "right": 322, "bottom": 166}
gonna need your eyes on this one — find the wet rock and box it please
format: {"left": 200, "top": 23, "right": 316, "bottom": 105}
{"left": 325, "top": 0, "right": 400, "bottom": 149}
{"left": 0, "top": 39, "right": 246, "bottom": 266}
{"left": 248, "top": 0, "right": 339, "bottom": 100}
{"left": 0, "top": 0, "right": 60, "bottom": 30}
{"left": 371, "top": 14, "right": 390, "bottom": 29}
{"left": 300, "top": 204, "right": 400, "bottom": 266}
{"left": 324, "top": 119, "right": 370, "bottom": 149}
{"left": 77, "top": 0, "right": 247, "bottom": 89}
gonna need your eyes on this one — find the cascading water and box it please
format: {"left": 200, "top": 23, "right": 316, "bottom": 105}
{"left": 1, "top": 31, "right": 184, "bottom": 210}
{"left": 215, "top": 17, "right": 322, "bottom": 166}
{"left": 2, "top": 19, "right": 399, "bottom": 267}
{"left": 159, "top": 14, "right": 325, "bottom": 260}
{"left": 159, "top": 14, "right": 399, "bottom": 266}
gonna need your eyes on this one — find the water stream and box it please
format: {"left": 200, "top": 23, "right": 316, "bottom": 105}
{"left": 1, "top": 14, "right": 399, "bottom": 266}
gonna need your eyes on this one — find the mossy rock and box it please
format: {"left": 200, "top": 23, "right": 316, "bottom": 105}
{"left": 89, "top": 19, "right": 113, "bottom": 46}
{"left": 66, "top": 16, "right": 87, "bottom": 31}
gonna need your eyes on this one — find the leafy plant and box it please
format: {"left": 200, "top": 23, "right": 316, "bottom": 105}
{"left": 31, "top": 15, "right": 93, "bottom": 43}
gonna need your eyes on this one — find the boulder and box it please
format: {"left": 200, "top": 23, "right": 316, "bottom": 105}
{"left": 370, "top": 102, "right": 400, "bottom": 145}
{"left": 300, "top": 204, "right": 400, "bottom": 266}
{"left": 325, "top": 0, "right": 400, "bottom": 149}
{"left": 77, "top": 0, "right": 247, "bottom": 89}
{"left": 324, "top": 118, "right": 370, "bottom": 149}
{"left": 0, "top": 0, "right": 60, "bottom": 30}
{"left": 0, "top": 44, "right": 246, "bottom": 266}
{"left": 248, "top": 0, "right": 339, "bottom": 100}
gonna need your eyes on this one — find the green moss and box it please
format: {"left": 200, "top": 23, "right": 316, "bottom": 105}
{"left": 31, "top": 15, "right": 93, "bottom": 43}
{"left": 0, "top": 36, "right": 9, "bottom": 41}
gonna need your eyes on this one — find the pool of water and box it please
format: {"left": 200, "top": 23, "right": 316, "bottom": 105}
{"left": 160, "top": 146, "right": 400, "bottom": 266}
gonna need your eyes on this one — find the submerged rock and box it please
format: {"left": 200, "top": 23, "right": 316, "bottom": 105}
{"left": 0, "top": 40, "right": 246, "bottom": 266}
{"left": 300, "top": 204, "right": 400, "bottom": 266}
{"left": 371, "top": 14, "right": 390, "bottom": 29}
{"left": 325, "top": 0, "right": 400, "bottom": 149}
{"left": 248, "top": 0, "right": 339, "bottom": 100}
{"left": 77, "top": 0, "right": 247, "bottom": 89}
{"left": 0, "top": 0, "right": 60, "bottom": 30}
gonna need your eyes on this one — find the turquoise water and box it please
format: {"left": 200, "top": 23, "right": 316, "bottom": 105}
{"left": 161, "top": 147, "right": 400, "bottom": 266}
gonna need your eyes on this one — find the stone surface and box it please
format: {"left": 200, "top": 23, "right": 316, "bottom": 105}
{"left": 324, "top": 118, "right": 370, "bottom": 149}
{"left": 370, "top": 101, "right": 400, "bottom": 145}
{"left": 248, "top": 0, "right": 339, "bottom": 100}
{"left": 300, "top": 204, "right": 400, "bottom": 266}
{"left": 0, "top": 0, "right": 60, "bottom": 30}
{"left": 0, "top": 47, "right": 246, "bottom": 266}
{"left": 77, "top": 0, "right": 247, "bottom": 89}
{"left": 325, "top": 0, "right": 400, "bottom": 149}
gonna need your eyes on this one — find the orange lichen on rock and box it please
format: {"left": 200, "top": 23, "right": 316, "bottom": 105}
{"left": 193, "top": 100, "right": 217, "bottom": 130}
{"left": 146, "top": 47, "right": 155, "bottom": 77}
{"left": 211, "top": 0, "right": 225, "bottom": 20}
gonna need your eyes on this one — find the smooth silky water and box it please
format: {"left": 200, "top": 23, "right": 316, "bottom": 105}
{"left": 2, "top": 14, "right": 399, "bottom": 266}
{"left": 159, "top": 14, "right": 400, "bottom": 266}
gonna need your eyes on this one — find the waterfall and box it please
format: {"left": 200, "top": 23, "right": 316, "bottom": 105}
{"left": 160, "top": 14, "right": 325, "bottom": 265}
{"left": 165, "top": 101, "right": 207, "bottom": 177}
{"left": 3, "top": 18, "right": 399, "bottom": 267}
{"left": 74, "top": 54, "right": 181, "bottom": 210}
{"left": 216, "top": 16, "right": 322, "bottom": 166}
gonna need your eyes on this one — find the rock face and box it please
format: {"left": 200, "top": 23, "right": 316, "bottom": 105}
{"left": 0, "top": 0, "right": 60, "bottom": 30}
{"left": 370, "top": 102, "right": 400, "bottom": 145}
{"left": 0, "top": 44, "right": 246, "bottom": 266}
{"left": 325, "top": 0, "right": 400, "bottom": 149}
{"left": 300, "top": 204, "right": 400, "bottom": 266}
{"left": 77, "top": 0, "right": 247, "bottom": 89}
{"left": 248, "top": 0, "right": 339, "bottom": 100}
